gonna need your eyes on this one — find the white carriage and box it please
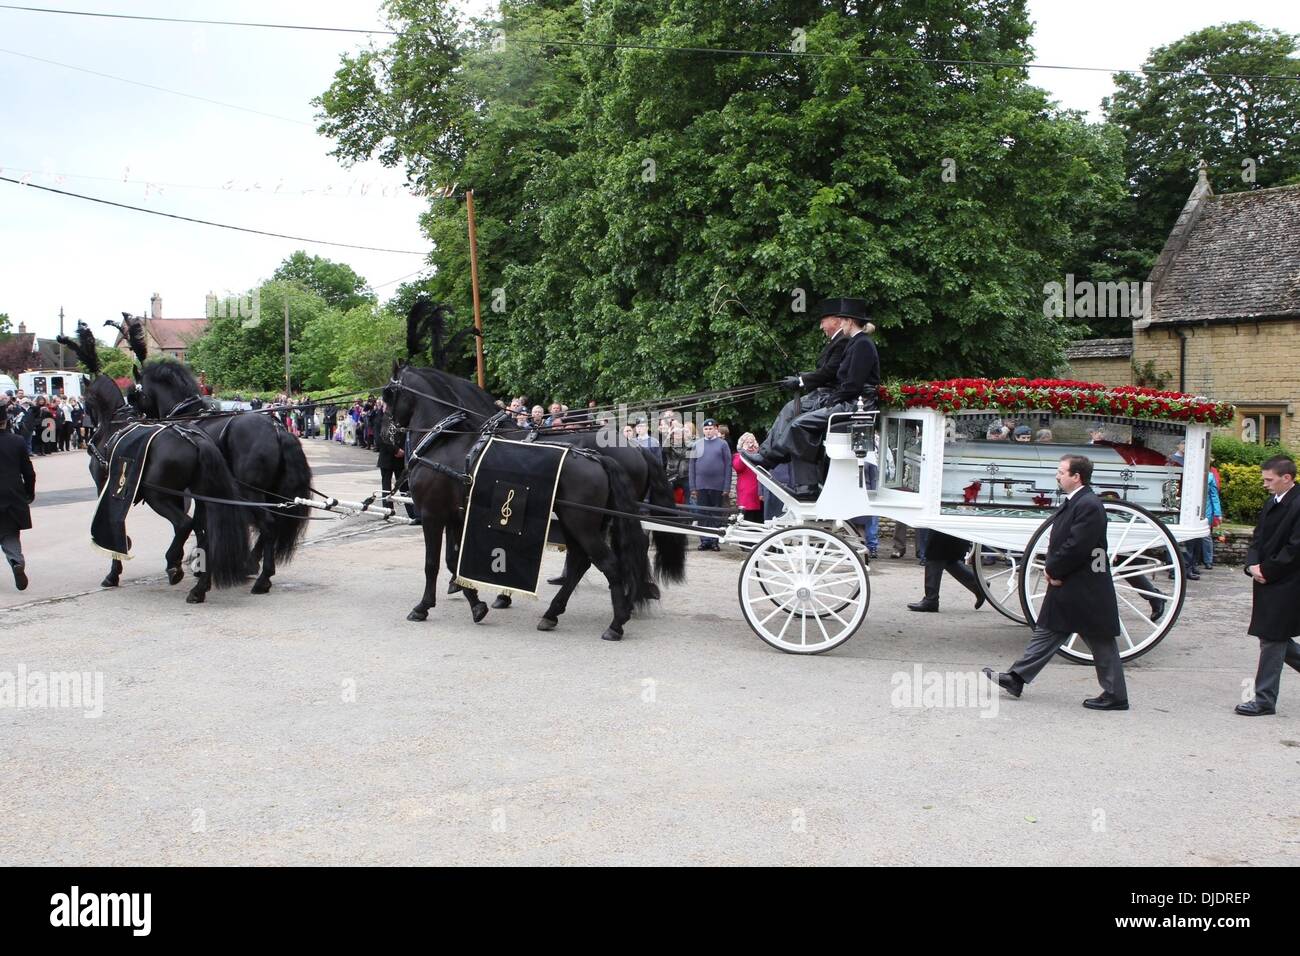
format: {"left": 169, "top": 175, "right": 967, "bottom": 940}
{"left": 695, "top": 397, "right": 1219, "bottom": 659}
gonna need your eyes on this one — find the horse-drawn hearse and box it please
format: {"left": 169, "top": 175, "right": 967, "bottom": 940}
{"left": 708, "top": 379, "right": 1234, "bottom": 659}
{"left": 60, "top": 308, "right": 1233, "bottom": 664}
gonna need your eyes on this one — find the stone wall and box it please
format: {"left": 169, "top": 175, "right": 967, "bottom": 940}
{"left": 1133, "top": 322, "right": 1299, "bottom": 447}
{"left": 1063, "top": 355, "right": 1132, "bottom": 388}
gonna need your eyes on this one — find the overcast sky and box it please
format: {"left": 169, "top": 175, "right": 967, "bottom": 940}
{"left": 2, "top": 0, "right": 1298, "bottom": 343}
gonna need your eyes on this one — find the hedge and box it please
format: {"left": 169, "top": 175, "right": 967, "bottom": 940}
{"left": 1217, "top": 463, "right": 1271, "bottom": 525}
{"left": 1211, "top": 435, "right": 1294, "bottom": 468}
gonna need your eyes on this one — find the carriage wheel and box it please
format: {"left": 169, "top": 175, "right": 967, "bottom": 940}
{"left": 970, "top": 543, "right": 1028, "bottom": 625}
{"left": 738, "top": 526, "right": 870, "bottom": 655}
{"left": 1017, "top": 500, "right": 1186, "bottom": 664}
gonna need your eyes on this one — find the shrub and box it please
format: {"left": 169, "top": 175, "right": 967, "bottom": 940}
{"left": 1211, "top": 435, "right": 1294, "bottom": 467}
{"left": 1218, "top": 462, "right": 1270, "bottom": 524}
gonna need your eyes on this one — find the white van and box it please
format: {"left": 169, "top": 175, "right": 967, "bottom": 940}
{"left": 19, "top": 369, "right": 87, "bottom": 400}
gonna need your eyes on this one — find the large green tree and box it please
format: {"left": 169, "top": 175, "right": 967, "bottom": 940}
{"left": 1096, "top": 22, "right": 1300, "bottom": 300}
{"left": 272, "top": 251, "right": 377, "bottom": 312}
{"left": 319, "top": 0, "right": 1123, "bottom": 412}
{"left": 189, "top": 281, "right": 339, "bottom": 391}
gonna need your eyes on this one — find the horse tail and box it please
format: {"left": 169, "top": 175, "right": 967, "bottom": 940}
{"left": 596, "top": 454, "right": 657, "bottom": 609}
{"left": 193, "top": 436, "right": 252, "bottom": 589}
{"left": 270, "top": 425, "right": 312, "bottom": 563}
{"left": 640, "top": 447, "right": 686, "bottom": 585}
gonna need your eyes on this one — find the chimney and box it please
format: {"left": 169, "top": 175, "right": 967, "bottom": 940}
{"left": 151, "top": 293, "right": 162, "bottom": 320}
{"left": 17, "top": 321, "right": 25, "bottom": 335}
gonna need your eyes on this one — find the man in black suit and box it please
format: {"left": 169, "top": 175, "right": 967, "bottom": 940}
{"left": 983, "top": 454, "right": 1129, "bottom": 710}
{"left": 0, "top": 410, "right": 36, "bottom": 590}
{"left": 784, "top": 307, "right": 880, "bottom": 463}
{"left": 1235, "top": 455, "right": 1300, "bottom": 716}
{"left": 742, "top": 297, "right": 854, "bottom": 470}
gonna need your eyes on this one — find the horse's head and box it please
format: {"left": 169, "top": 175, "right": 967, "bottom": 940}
{"left": 384, "top": 359, "right": 416, "bottom": 431}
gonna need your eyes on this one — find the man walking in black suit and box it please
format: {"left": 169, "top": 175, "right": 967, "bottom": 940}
{"left": 1235, "top": 455, "right": 1300, "bottom": 716}
{"left": 0, "top": 410, "right": 36, "bottom": 591}
{"left": 983, "top": 454, "right": 1129, "bottom": 710}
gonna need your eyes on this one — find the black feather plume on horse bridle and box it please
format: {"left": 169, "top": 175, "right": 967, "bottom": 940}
{"left": 56, "top": 321, "right": 101, "bottom": 375}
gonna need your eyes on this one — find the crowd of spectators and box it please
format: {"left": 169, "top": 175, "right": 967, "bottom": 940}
{"left": 2, "top": 389, "right": 89, "bottom": 456}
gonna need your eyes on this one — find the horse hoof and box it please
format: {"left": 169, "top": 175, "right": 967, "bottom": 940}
{"left": 101, "top": 577, "right": 119, "bottom": 588}
{"left": 166, "top": 567, "right": 184, "bottom": 586}
{"left": 471, "top": 602, "right": 489, "bottom": 624}
{"left": 250, "top": 579, "right": 272, "bottom": 595}
{"left": 601, "top": 628, "right": 623, "bottom": 642}
{"left": 492, "top": 595, "right": 512, "bottom": 609}
{"left": 537, "top": 616, "right": 558, "bottom": 631}
{"left": 447, "top": 581, "right": 463, "bottom": 595}
{"left": 407, "top": 608, "right": 428, "bottom": 622}
{"left": 185, "top": 592, "right": 206, "bottom": 604}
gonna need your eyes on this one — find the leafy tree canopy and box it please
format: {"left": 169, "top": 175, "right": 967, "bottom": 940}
{"left": 272, "top": 251, "right": 377, "bottom": 312}
{"left": 1095, "top": 22, "right": 1300, "bottom": 300}
{"left": 317, "top": 0, "right": 1126, "bottom": 417}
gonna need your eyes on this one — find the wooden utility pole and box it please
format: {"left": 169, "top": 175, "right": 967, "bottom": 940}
{"left": 465, "top": 188, "right": 486, "bottom": 388}
{"left": 57, "top": 306, "right": 65, "bottom": 368}
{"left": 284, "top": 298, "right": 291, "bottom": 397}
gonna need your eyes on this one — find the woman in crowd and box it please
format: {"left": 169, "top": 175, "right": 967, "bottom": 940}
{"left": 733, "top": 433, "right": 764, "bottom": 522}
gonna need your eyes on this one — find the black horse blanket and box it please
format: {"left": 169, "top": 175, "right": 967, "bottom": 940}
{"left": 456, "top": 437, "right": 569, "bottom": 596}
{"left": 91, "top": 422, "right": 166, "bottom": 558}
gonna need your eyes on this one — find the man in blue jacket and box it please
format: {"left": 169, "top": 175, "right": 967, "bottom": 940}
{"left": 689, "top": 418, "right": 730, "bottom": 551}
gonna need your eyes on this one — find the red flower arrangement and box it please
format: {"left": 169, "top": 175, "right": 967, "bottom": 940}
{"left": 877, "top": 378, "right": 1235, "bottom": 427}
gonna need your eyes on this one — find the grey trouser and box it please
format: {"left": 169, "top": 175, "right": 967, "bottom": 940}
{"left": 1252, "top": 638, "right": 1300, "bottom": 708}
{"left": 1010, "top": 625, "right": 1128, "bottom": 700}
{"left": 1, "top": 531, "right": 23, "bottom": 569}
{"left": 760, "top": 390, "right": 831, "bottom": 464}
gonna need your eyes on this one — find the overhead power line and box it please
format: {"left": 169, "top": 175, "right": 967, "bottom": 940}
{"left": 0, "top": 3, "right": 395, "bottom": 34}
{"left": 0, "top": 47, "right": 310, "bottom": 124}
{"left": 0, "top": 175, "right": 428, "bottom": 255}
{"left": 3, "top": 4, "right": 1300, "bottom": 82}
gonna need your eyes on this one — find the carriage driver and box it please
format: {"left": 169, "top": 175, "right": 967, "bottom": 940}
{"left": 743, "top": 297, "right": 880, "bottom": 469}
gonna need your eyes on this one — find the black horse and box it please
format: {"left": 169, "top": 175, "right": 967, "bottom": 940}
{"left": 131, "top": 358, "right": 312, "bottom": 595}
{"left": 384, "top": 361, "right": 684, "bottom": 641}
{"left": 58, "top": 325, "right": 249, "bottom": 602}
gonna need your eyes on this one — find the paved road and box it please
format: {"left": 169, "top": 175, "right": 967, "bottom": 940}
{"left": 2, "top": 442, "right": 1297, "bottom": 865}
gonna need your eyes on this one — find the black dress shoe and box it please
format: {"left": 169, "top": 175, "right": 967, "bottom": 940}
{"left": 907, "top": 597, "right": 939, "bottom": 612}
{"left": 1186, "top": 570, "right": 1201, "bottom": 581}
{"left": 1083, "top": 694, "right": 1129, "bottom": 711}
{"left": 981, "top": 667, "right": 1022, "bottom": 698}
{"left": 739, "top": 449, "right": 771, "bottom": 470}
{"left": 890, "top": 549, "right": 905, "bottom": 559}
{"left": 11, "top": 563, "right": 28, "bottom": 591}
{"left": 546, "top": 575, "right": 567, "bottom": 586}
{"left": 1235, "top": 700, "right": 1276, "bottom": 716}
{"left": 1148, "top": 599, "right": 1166, "bottom": 621}
{"left": 973, "top": 590, "right": 986, "bottom": 610}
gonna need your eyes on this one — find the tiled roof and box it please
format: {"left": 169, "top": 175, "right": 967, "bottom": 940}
{"left": 1144, "top": 183, "right": 1300, "bottom": 326}
{"left": 1064, "top": 337, "right": 1133, "bottom": 359}
{"left": 114, "top": 318, "right": 209, "bottom": 353}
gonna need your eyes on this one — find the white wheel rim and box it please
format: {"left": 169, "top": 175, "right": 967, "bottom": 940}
{"left": 1020, "top": 502, "right": 1182, "bottom": 662}
{"left": 971, "top": 544, "right": 1027, "bottom": 624}
{"left": 740, "top": 528, "right": 869, "bottom": 654}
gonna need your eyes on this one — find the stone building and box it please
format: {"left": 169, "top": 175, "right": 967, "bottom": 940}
{"left": 1064, "top": 163, "right": 1300, "bottom": 448}
{"left": 113, "top": 293, "right": 209, "bottom": 364}
{"left": 1061, "top": 337, "right": 1131, "bottom": 388}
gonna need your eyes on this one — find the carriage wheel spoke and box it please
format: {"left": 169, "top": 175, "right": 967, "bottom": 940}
{"left": 812, "top": 596, "right": 851, "bottom": 629}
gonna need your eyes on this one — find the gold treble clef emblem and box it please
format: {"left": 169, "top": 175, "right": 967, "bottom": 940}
{"left": 499, "top": 489, "right": 515, "bottom": 525}
{"left": 115, "top": 461, "right": 130, "bottom": 496}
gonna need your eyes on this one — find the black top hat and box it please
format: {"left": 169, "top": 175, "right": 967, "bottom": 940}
{"left": 815, "top": 297, "right": 869, "bottom": 322}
